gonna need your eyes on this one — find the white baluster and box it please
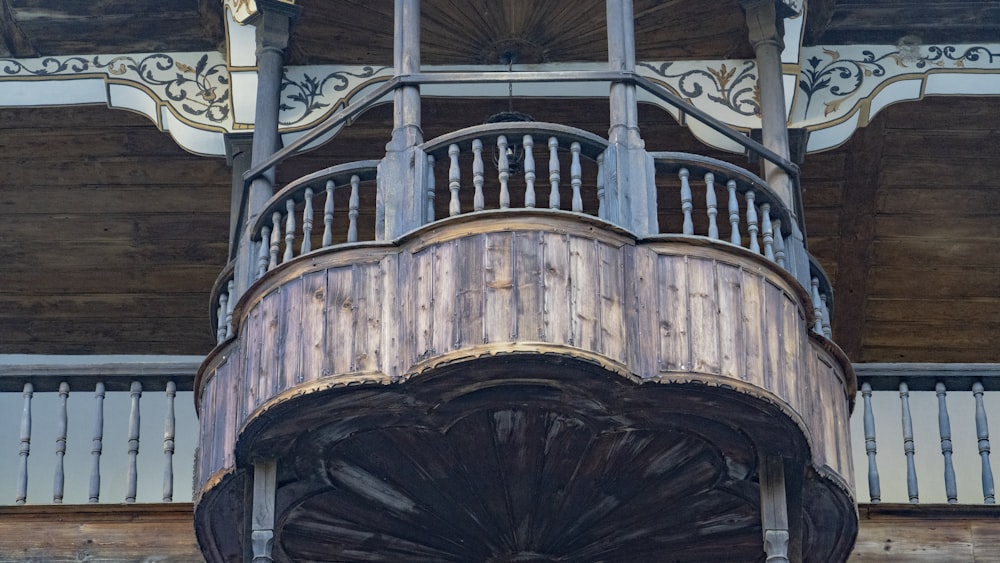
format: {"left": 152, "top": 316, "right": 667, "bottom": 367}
{"left": 216, "top": 294, "right": 227, "bottom": 344}
{"left": 548, "top": 137, "right": 561, "bottom": 209}
{"left": 283, "top": 199, "right": 295, "bottom": 263}
{"left": 472, "top": 139, "right": 485, "bottom": 211}
{"left": 257, "top": 229, "right": 270, "bottom": 279}
{"left": 53, "top": 381, "right": 68, "bottom": 503}
{"left": 497, "top": 136, "right": 511, "bottom": 209}
{"left": 426, "top": 155, "right": 436, "bottom": 222}
{"left": 570, "top": 142, "right": 583, "bottom": 212}
{"left": 974, "top": 382, "right": 996, "bottom": 504}
{"left": 773, "top": 219, "right": 786, "bottom": 268}
{"left": 679, "top": 168, "right": 694, "bottom": 235}
{"left": 936, "top": 382, "right": 958, "bottom": 503}
{"left": 269, "top": 212, "right": 281, "bottom": 270}
{"left": 15, "top": 382, "right": 32, "bottom": 505}
{"left": 746, "top": 190, "right": 759, "bottom": 253}
{"left": 820, "top": 293, "right": 832, "bottom": 339}
{"left": 900, "top": 381, "right": 919, "bottom": 503}
{"left": 728, "top": 180, "right": 741, "bottom": 246}
{"left": 225, "top": 280, "right": 235, "bottom": 339}
{"left": 126, "top": 381, "right": 142, "bottom": 504}
{"left": 448, "top": 144, "right": 461, "bottom": 216}
{"left": 761, "top": 203, "right": 774, "bottom": 261}
{"left": 301, "top": 187, "right": 313, "bottom": 254}
{"left": 163, "top": 381, "right": 176, "bottom": 502}
{"left": 862, "top": 382, "right": 881, "bottom": 503}
{"left": 596, "top": 153, "right": 605, "bottom": 219}
{"left": 523, "top": 135, "right": 536, "bottom": 208}
{"left": 89, "top": 382, "right": 105, "bottom": 503}
{"left": 347, "top": 175, "right": 360, "bottom": 243}
{"left": 323, "top": 180, "right": 335, "bottom": 247}
{"left": 705, "top": 173, "right": 719, "bottom": 239}
{"left": 810, "top": 278, "right": 825, "bottom": 335}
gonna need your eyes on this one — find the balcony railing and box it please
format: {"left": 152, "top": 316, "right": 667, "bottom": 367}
{"left": 0, "top": 356, "right": 199, "bottom": 505}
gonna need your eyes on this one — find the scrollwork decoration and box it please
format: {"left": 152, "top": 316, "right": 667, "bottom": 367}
{"left": 279, "top": 66, "right": 388, "bottom": 125}
{"left": 638, "top": 61, "right": 761, "bottom": 117}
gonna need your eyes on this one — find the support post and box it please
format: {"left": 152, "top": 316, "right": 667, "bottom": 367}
{"left": 226, "top": 134, "right": 254, "bottom": 263}
{"left": 234, "top": 0, "right": 301, "bottom": 299}
{"left": 741, "top": 0, "right": 809, "bottom": 286}
{"left": 759, "top": 455, "right": 791, "bottom": 563}
{"left": 603, "top": 0, "right": 657, "bottom": 236}
{"left": 378, "top": 0, "right": 426, "bottom": 240}
{"left": 250, "top": 459, "right": 277, "bottom": 563}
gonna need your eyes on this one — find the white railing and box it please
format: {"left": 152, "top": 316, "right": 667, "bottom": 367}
{"left": 0, "top": 356, "right": 199, "bottom": 505}
{"left": 852, "top": 364, "right": 999, "bottom": 505}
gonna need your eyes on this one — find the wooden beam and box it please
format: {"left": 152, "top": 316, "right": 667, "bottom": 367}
{"left": 0, "top": 354, "right": 200, "bottom": 392}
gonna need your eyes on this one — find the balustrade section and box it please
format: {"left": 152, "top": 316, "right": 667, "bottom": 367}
{"left": 853, "top": 366, "right": 1000, "bottom": 505}
{"left": 0, "top": 358, "right": 198, "bottom": 505}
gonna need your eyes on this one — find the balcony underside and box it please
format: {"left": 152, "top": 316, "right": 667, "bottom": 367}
{"left": 195, "top": 213, "right": 857, "bottom": 561}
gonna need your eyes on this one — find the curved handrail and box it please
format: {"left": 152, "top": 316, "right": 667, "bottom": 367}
{"left": 809, "top": 255, "right": 835, "bottom": 339}
{"left": 421, "top": 121, "right": 608, "bottom": 159}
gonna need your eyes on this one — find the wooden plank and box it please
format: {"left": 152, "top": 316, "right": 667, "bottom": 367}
{"left": 741, "top": 270, "right": 765, "bottom": 385}
{"left": 656, "top": 254, "right": 689, "bottom": 372}
{"left": 866, "top": 297, "right": 1000, "bottom": 324}
{"left": 715, "top": 263, "right": 743, "bottom": 379}
{"left": 0, "top": 157, "right": 230, "bottom": 186}
{"left": 569, "top": 236, "right": 599, "bottom": 352}
{"left": 0, "top": 185, "right": 229, "bottom": 215}
{"left": 0, "top": 293, "right": 211, "bottom": 319}
{"left": 413, "top": 247, "right": 436, "bottom": 358}
{"left": 876, "top": 188, "right": 1000, "bottom": 216}
{"left": 432, "top": 240, "right": 457, "bottom": 353}
{"left": 867, "top": 267, "right": 1000, "bottom": 300}
{"left": 597, "top": 241, "right": 626, "bottom": 363}
{"left": 484, "top": 232, "right": 514, "bottom": 344}
{"left": 0, "top": 214, "right": 227, "bottom": 243}
{"left": 687, "top": 257, "right": 720, "bottom": 375}
{"left": 453, "top": 235, "right": 484, "bottom": 349}
{"left": 830, "top": 115, "right": 885, "bottom": 360}
{"left": 355, "top": 261, "right": 383, "bottom": 373}
{"left": 299, "top": 270, "right": 327, "bottom": 383}
{"left": 281, "top": 277, "right": 304, "bottom": 390}
{"left": 763, "top": 281, "right": 785, "bottom": 394}
{"left": 326, "top": 266, "right": 354, "bottom": 376}
{"left": 513, "top": 231, "right": 544, "bottom": 341}
{"left": 542, "top": 233, "right": 572, "bottom": 346}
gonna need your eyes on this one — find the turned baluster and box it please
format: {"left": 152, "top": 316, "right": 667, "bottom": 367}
{"left": 126, "top": 381, "right": 142, "bottom": 504}
{"left": 497, "top": 136, "right": 511, "bottom": 209}
{"left": 269, "top": 211, "right": 281, "bottom": 270}
{"left": 15, "top": 382, "right": 32, "bottom": 505}
{"left": 705, "top": 173, "right": 719, "bottom": 239}
{"left": 761, "top": 203, "right": 774, "bottom": 261}
{"left": 746, "top": 191, "right": 760, "bottom": 253}
{"left": 472, "top": 139, "right": 485, "bottom": 211}
{"left": 283, "top": 199, "right": 296, "bottom": 263}
{"left": 257, "top": 228, "right": 270, "bottom": 279}
{"left": 548, "top": 137, "right": 561, "bottom": 209}
{"left": 820, "top": 293, "right": 832, "bottom": 339}
{"left": 596, "top": 153, "right": 605, "bottom": 219}
{"left": 727, "top": 180, "right": 741, "bottom": 246}
{"left": 426, "top": 155, "right": 436, "bottom": 222}
{"left": 347, "top": 175, "right": 360, "bottom": 243}
{"left": 89, "top": 382, "right": 105, "bottom": 503}
{"left": 936, "top": 382, "right": 958, "bottom": 503}
{"left": 301, "top": 187, "right": 314, "bottom": 254}
{"left": 323, "top": 180, "right": 335, "bottom": 247}
{"left": 225, "top": 280, "right": 235, "bottom": 339}
{"left": 570, "top": 142, "right": 583, "bottom": 212}
{"left": 216, "top": 293, "right": 228, "bottom": 344}
{"left": 773, "top": 220, "right": 786, "bottom": 268}
{"left": 448, "top": 144, "right": 461, "bottom": 216}
{"left": 973, "top": 382, "right": 996, "bottom": 504}
{"left": 523, "top": 135, "right": 536, "bottom": 208}
{"left": 900, "top": 381, "right": 919, "bottom": 503}
{"left": 679, "top": 169, "right": 694, "bottom": 235}
{"left": 53, "top": 381, "right": 69, "bottom": 503}
{"left": 810, "top": 278, "right": 825, "bottom": 334}
{"left": 163, "top": 381, "right": 176, "bottom": 502}
{"left": 861, "top": 382, "right": 881, "bottom": 503}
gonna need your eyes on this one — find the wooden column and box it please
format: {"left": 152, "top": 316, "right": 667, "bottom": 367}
{"left": 603, "top": 0, "right": 657, "bottom": 236}
{"left": 760, "top": 455, "right": 791, "bottom": 563}
{"left": 378, "top": 0, "right": 427, "bottom": 240}
{"left": 225, "top": 134, "right": 254, "bottom": 263}
{"left": 235, "top": 0, "right": 301, "bottom": 297}
{"left": 250, "top": 459, "right": 277, "bottom": 563}
{"left": 740, "top": 0, "right": 809, "bottom": 286}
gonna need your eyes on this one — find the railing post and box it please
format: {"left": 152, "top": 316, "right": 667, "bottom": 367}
{"left": 973, "top": 382, "right": 996, "bottom": 504}
{"left": 233, "top": 0, "right": 301, "bottom": 300}
{"left": 861, "top": 382, "right": 881, "bottom": 504}
{"left": 603, "top": 0, "right": 657, "bottom": 235}
{"left": 740, "top": 0, "right": 809, "bottom": 286}
{"left": 15, "top": 382, "right": 32, "bottom": 505}
{"left": 378, "top": 0, "right": 427, "bottom": 240}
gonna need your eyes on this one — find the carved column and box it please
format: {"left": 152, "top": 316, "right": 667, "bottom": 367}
{"left": 759, "top": 455, "right": 791, "bottom": 563}
{"left": 741, "top": 0, "right": 810, "bottom": 286}
{"left": 378, "top": 0, "right": 427, "bottom": 240}
{"left": 235, "top": 0, "right": 301, "bottom": 297}
{"left": 250, "top": 459, "right": 277, "bottom": 563}
{"left": 603, "top": 0, "right": 657, "bottom": 236}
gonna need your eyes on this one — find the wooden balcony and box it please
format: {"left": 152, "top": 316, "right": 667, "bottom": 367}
{"left": 195, "top": 125, "right": 856, "bottom": 559}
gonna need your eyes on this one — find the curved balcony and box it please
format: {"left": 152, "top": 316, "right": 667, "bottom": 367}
{"left": 196, "top": 123, "right": 855, "bottom": 562}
